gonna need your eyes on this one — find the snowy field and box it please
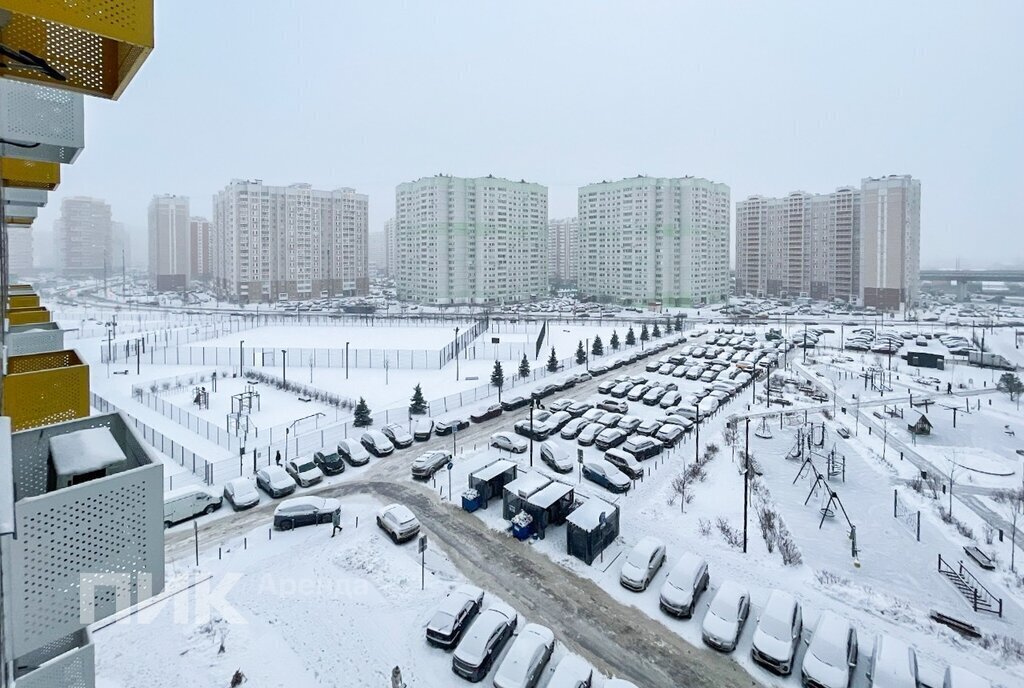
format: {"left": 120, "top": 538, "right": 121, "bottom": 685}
{"left": 196, "top": 323, "right": 471, "bottom": 350}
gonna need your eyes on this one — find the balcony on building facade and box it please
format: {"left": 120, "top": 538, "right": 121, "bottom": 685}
{"left": 5, "top": 305, "right": 50, "bottom": 326}
{"left": 2, "top": 348, "right": 88, "bottom": 431}
{"left": 13, "top": 628, "right": 95, "bottom": 688}
{"left": 8, "top": 412, "right": 165, "bottom": 677}
{"left": 7, "top": 320, "right": 65, "bottom": 356}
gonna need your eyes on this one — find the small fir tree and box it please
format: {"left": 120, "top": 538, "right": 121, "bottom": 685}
{"left": 490, "top": 361, "right": 505, "bottom": 401}
{"left": 518, "top": 353, "right": 530, "bottom": 379}
{"left": 625, "top": 327, "right": 636, "bottom": 346}
{"left": 591, "top": 335, "right": 604, "bottom": 356}
{"left": 610, "top": 330, "right": 620, "bottom": 351}
{"left": 652, "top": 322, "right": 662, "bottom": 338}
{"left": 575, "top": 340, "right": 587, "bottom": 364}
{"left": 409, "top": 383, "right": 427, "bottom": 415}
{"left": 353, "top": 397, "right": 373, "bottom": 427}
{"left": 547, "top": 347, "right": 559, "bottom": 373}
{"left": 640, "top": 323, "right": 650, "bottom": 342}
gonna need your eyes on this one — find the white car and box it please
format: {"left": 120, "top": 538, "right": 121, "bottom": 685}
{"left": 284, "top": 458, "right": 324, "bottom": 487}
{"left": 801, "top": 611, "right": 858, "bottom": 688}
{"left": 701, "top": 580, "right": 750, "bottom": 652}
{"left": 866, "top": 634, "right": 919, "bottom": 688}
{"left": 376, "top": 503, "right": 421, "bottom": 543}
{"left": 751, "top": 590, "right": 803, "bottom": 675}
{"left": 426, "top": 584, "right": 484, "bottom": 649}
{"left": 942, "top": 666, "right": 991, "bottom": 688}
{"left": 360, "top": 429, "right": 395, "bottom": 457}
{"left": 605, "top": 680, "right": 639, "bottom": 688}
{"left": 547, "top": 655, "right": 594, "bottom": 688}
{"left": 619, "top": 536, "right": 666, "bottom": 591}
{"left": 658, "top": 552, "right": 709, "bottom": 618}
{"left": 337, "top": 438, "right": 370, "bottom": 466}
{"left": 539, "top": 441, "right": 573, "bottom": 473}
{"left": 491, "top": 431, "right": 528, "bottom": 454}
{"left": 493, "top": 623, "right": 555, "bottom": 688}
{"left": 452, "top": 602, "right": 518, "bottom": 682}
{"left": 222, "top": 477, "right": 260, "bottom": 510}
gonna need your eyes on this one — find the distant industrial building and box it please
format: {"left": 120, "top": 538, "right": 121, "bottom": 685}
{"left": 212, "top": 179, "right": 368, "bottom": 303}
{"left": 548, "top": 216, "right": 579, "bottom": 287}
{"left": 735, "top": 187, "right": 860, "bottom": 301}
{"left": 148, "top": 194, "right": 190, "bottom": 291}
{"left": 577, "top": 176, "right": 730, "bottom": 306}
{"left": 54, "top": 196, "right": 113, "bottom": 278}
{"left": 395, "top": 175, "right": 548, "bottom": 304}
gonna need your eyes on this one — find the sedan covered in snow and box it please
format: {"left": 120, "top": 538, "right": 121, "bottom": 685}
{"left": 493, "top": 623, "right": 554, "bottom": 688}
{"left": 491, "top": 431, "right": 528, "bottom": 454}
{"left": 619, "top": 536, "right": 666, "bottom": 591}
{"left": 273, "top": 496, "right": 340, "bottom": 530}
{"left": 452, "top": 603, "right": 518, "bottom": 681}
{"left": 539, "top": 441, "right": 573, "bottom": 473}
{"left": 426, "top": 584, "right": 484, "bottom": 649}
{"left": 581, "top": 460, "right": 631, "bottom": 493}
{"left": 255, "top": 465, "right": 297, "bottom": 498}
{"left": 701, "top": 580, "right": 750, "bottom": 652}
{"left": 800, "top": 610, "right": 858, "bottom": 688}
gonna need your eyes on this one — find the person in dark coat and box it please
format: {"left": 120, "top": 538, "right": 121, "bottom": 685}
{"left": 275, "top": 450, "right": 281, "bottom": 466}
{"left": 332, "top": 509, "right": 342, "bottom": 537}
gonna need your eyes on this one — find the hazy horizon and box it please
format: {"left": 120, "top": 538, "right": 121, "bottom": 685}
{"left": 29, "top": 0, "right": 1024, "bottom": 270}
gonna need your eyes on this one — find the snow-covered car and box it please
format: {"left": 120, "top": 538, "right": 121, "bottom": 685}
{"left": 338, "top": 438, "right": 370, "bottom": 466}
{"left": 273, "top": 496, "right": 340, "bottom": 530}
{"left": 597, "top": 398, "right": 629, "bottom": 414}
{"left": 866, "top": 634, "right": 919, "bottom": 688}
{"left": 701, "top": 580, "right": 750, "bottom": 652}
{"left": 376, "top": 503, "right": 421, "bottom": 543}
{"left": 223, "top": 477, "right": 260, "bottom": 510}
{"left": 548, "top": 398, "right": 576, "bottom": 413}
{"left": 594, "top": 427, "right": 628, "bottom": 450}
{"left": 313, "top": 449, "right": 346, "bottom": 475}
{"left": 751, "top": 590, "right": 803, "bottom": 675}
{"left": 426, "top": 584, "right": 484, "bottom": 649}
{"left": 545, "top": 410, "right": 573, "bottom": 432}
{"left": 493, "top": 623, "right": 555, "bottom": 688}
{"left": 380, "top": 422, "right": 414, "bottom": 448}
{"left": 539, "top": 441, "right": 573, "bottom": 473}
{"left": 659, "top": 552, "right": 709, "bottom": 618}
{"left": 412, "top": 417, "right": 435, "bottom": 441}
{"left": 560, "top": 418, "right": 591, "bottom": 440}
{"left": 452, "top": 603, "right": 518, "bottom": 681}
{"left": 942, "top": 666, "right": 992, "bottom": 688}
{"left": 470, "top": 404, "right": 503, "bottom": 423}
{"left": 547, "top": 655, "right": 594, "bottom": 688}
{"left": 656, "top": 424, "right": 685, "bottom": 447}
{"left": 435, "top": 417, "right": 470, "bottom": 435}
{"left": 621, "top": 436, "right": 663, "bottom": 461}
{"left": 581, "top": 459, "right": 631, "bottom": 493}
{"left": 616, "top": 415, "right": 642, "bottom": 434}
{"left": 491, "top": 431, "right": 528, "bottom": 454}
{"left": 411, "top": 450, "right": 452, "bottom": 480}
{"left": 514, "top": 418, "right": 550, "bottom": 441}
{"left": 566, "top": 401, "right": 593, "bottom": 417}
{"left": 603, "top": 448, "right": 642, "bottom": 480}
{"left": 255, "top": 465, "right": 297, "bottom": 498}
{"left": 619, "top": 536, "right": 666, "bottom": 591}
{"left": 636, "top": 419, "right": 663, "bottom": 436}
{"left": 801, "top": 611, "right": 858, "bottom": 688}
{"left": 501, "top": 396, "right": 530, "bottom": 411}
{"left": 577, "top": 423, "right": 603, "bottom": 447}
{"left": 360, "top": 430, "right": 395, "bottom": 457}
{"left": 284, "top": 458, "right": 324, "bottom": 487}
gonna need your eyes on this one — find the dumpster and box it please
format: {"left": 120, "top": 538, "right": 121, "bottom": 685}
{"left": 511, "top": 511, "right": 534, "bottom": 541}
{"left": 462, "top": 489, "right": 481, "bottom": 513}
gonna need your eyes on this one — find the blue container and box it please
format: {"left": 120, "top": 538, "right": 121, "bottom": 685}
{"left": 462, "top": 493, "right": 481, "bottom": 513}
{"left": 512, "top": 521, "right": 534, "bottom": 541}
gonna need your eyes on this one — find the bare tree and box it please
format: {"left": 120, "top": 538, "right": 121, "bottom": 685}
{"left": 995, "top": 484, "right": 1024, "bottom": 572}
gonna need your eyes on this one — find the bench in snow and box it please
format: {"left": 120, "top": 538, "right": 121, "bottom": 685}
{"left": 929, "top": 610, "right": 981, "bottom": 638}
{"left": 963, "top": 545, "right": 995, "bottom": 570}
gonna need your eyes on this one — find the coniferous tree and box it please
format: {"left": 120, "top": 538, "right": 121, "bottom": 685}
{"left": 652, "top": 322, "right": 661, "bottom": 338}
{"left": 610, "top": 330, "right": 620, "bottom": 351}
{"left": 547, "top": 347, "right": 559, "bottom": 373}
{"left": 575, "top": 340, "right": 587, "bottom": 364}
{"left": 353, "top": 397, "right": 373, "bottom": 427}
{"left": 519, "top": 353, "right": 531, "bottom": 379}
{"left": 490, "top": 361, "right": 505, "bottom": 401}
{"left": 409, "top": 384, "right": 427, "bottom": 415}
{"left": 640, "top": 323, "right": 650, "bottom": 342}
{"left": 591, "top": 335, "right": 604, "bottom": 356}
{"left": 625, "top": 327, "right": 636, "bottom": 346}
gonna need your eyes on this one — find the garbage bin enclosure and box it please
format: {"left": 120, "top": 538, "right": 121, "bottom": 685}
{"left": 468, "top": 459, "right": 517, "bottom": 509}
{"left": 524, "top": 481, "right": 575, "bottom": 536}
{"left": 502, "top": 471, "right": 551, "bottom": 520}
{"left": 566, "top": 498, "right": 620, "bottom": 565}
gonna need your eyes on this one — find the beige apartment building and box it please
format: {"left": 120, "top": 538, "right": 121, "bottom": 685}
{"left": 148, "top": 194, "right": 190, "bottom": 290}
{"left": 860, "top": 175, "right": 921, "bottom": 310}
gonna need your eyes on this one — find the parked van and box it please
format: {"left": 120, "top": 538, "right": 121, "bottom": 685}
{"left": 164, "top": 487, "right": 222, "bottom": 528}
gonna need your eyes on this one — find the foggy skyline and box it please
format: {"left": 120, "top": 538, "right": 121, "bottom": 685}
{"left": 29, "top": 0, "right": 1024, "bottom": 269}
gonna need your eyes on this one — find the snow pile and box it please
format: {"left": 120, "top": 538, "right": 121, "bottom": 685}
{"left": 49, "top": 427, "right": 126, "bottom": 477}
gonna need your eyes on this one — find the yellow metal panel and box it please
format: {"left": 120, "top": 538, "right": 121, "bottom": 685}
{"left": 3, "top": 349, "right": 89, "bottom": 431}
{"left": 4, "top": 215, "right": 32, "bottom": 225}
{"left": 7, "top": 306, "right": 50, "bottom": 325}
{"left": 0, "top": 1, "right": 154, "bottom": 100}
{"left": 0, "top": 158, "right": 60, "bottom": 189}
{"left": 8, "top": 294, "right": 40, "bottom": 308}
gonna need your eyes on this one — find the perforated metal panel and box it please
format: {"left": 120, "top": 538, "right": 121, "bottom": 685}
{"left": 14, "top": 630, "right": 94, "bottom": 688}
{"left": 8, "top": 294, "right": 41, "bottom": 309}
{"left": 8, "top": 323, "right": 64, "bottom": 355}
{"left": 10, "top": 414, "right": 164, "bottom": 654}
{"left": 0, "top": 1, "right": 154, "bottom": 100}
{"left": 0, "top": 80, "right": 85, "bottom": 164}
{"left": 3, "top": 188, "right": 48, "bottom": 207}
{"left": 3, "top": 348, "right": 88, "bottom": 431}
{"left": 5, "top": 204, "right": 38, "bottom": 221}
{"left": 0, "top": 158, "right": 60, "bottom": 190}
{"left": 6, "top": 307, "right": 51, "bottom": 325}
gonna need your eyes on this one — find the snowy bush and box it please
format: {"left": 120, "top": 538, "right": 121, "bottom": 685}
{"left": 778, "top": 527, "right": 803, "bottom": 566}
{"left": 716, "top": 518, "right": 744, "bottom": 550}
{"left": 756, "top": 504, "right": 778, "bottom": 553}
{"left": 697, "top": 518, "right": 712, "bottom": 538}
{"left": 815, "top": 570, "right": 850, "bottom": 587}
{"left": 938, "top": 507, "right": 976, "bottom": 540}
{"left": 979, "top": 634, "right": 1024, "bottom": 663}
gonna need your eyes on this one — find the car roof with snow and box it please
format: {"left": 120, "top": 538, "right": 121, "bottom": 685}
{"left": 274, "top": 496, "right": 339, "bottom": 514}
{"left": 454, "top": 603, "right": 516, "bottom": 661}
{"left": 494, "top": 623, "right": 554, "bottom": 685}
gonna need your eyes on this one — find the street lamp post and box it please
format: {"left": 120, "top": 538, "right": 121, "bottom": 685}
{"left": 585, "top": 338, "right": 589, "bottom": 371}
{"left": 281, "top": 349, "right": 287, "bottom": 385}
{"left": 239, "top": 339, "right": 245, "bottom": 378}
{"left": 455, "top": 327, "right": 461, "bottom": 381}
{"left": 345, "top": 341, "right": 350, "bottom": 380}
{"left": 743, "top": 417, "right": 750, "bottom": 554}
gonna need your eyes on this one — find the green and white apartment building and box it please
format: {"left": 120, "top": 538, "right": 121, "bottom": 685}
{"left": 577, "top": 176, "right": 731, "bottom": 307}
{"left": 395, "top": 175, "right": 549, "bottom": 305}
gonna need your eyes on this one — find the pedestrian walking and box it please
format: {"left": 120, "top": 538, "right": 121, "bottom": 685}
{"left": 947, "top": 382, "right": 952, "bottom": 395}
{"left": 332, "top": 509, "right": 342, "bottom": 537}
{"left": 275, "top": 449, "right": 281, "bottom": 466}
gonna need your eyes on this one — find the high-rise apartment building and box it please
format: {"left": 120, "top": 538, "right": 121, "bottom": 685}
{"left": 860, "top": 175, "right": 921, "bottom": 310}
{"left": 367, "top": 231, "right": 387, "bottom": 277}
{"left": 577, "top": 176, "right": 730, "bottom": 306}
{"left": 148, "top": 194, "right": 190, "bottom": 290}
{"left": 190, "top": 216, "right": 213, "bottom": 280}
{"left": 383, "top": 217, "right": 398, "bottom": 278}
{"left": 735, "top": 187, "right": 860, "bottom": 301}
{"left": 212, "top": 179, "right": 368, "bottom": 303}
{"left": 9, "top": 225, "right": 33, "bottom": 277}
{"left": 395, "top": 175, "right": 548, "bottom": 304}
{"left": 736, "top": 175, "right": 919, "bottom": 310}
{"left": 548, "top": 217, "right": 580, "bottom": 286}
{"left": 54, "top": 196, "right": 113, "bottom": 278}
{"left": 110, "top": 221, "right": 132, "bottom": 273}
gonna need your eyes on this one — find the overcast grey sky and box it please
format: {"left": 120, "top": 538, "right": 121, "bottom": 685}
{"left": 33, "top": 0, "right": 1024, "bottom": 268}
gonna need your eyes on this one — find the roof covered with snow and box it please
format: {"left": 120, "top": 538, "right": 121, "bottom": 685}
{"left": 566, "top": 497, "right": 617, "bottom": 531}
{"left": 471, "top": 459, "right": 516, "bottom": 482}
{"left": 49, "top": 427, "right": 127, "bottom": 477}
{"left": 503, "top": 471, "right": 551, "bottom": 499}
{"left": 527, "top": 481, "right": 574, "bottom": 509}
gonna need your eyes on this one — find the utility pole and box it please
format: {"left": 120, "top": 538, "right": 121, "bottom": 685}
{"left": 743, "top": 417, "right": 750, "bottom": 554}
{"left": 239, "top": 339, "right": 245, "bottom": 378}
{"left": 455, "top": 327, "right": 460, "bottom": 381}
{"left": 281, "top": 349, "right": 287, "bottom": 385}
{"left": 345, "top": 341, "right": 350, "bottom": 380}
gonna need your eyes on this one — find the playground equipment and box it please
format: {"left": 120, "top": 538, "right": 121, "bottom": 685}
{"left": 192, "top": 386, "right": 209, "bottom": 410}
{"left": 232, "top": 384, "right": 262, "bottom": 414}
{"left": 754, "top": 417, "right": 773, "bottom": 440}
{"left": 793, "top": 450, "right": 859, "bottom": 563}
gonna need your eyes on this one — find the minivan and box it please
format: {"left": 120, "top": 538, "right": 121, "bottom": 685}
{"left": 164, "top": 487, "right": 222, "bottom": 528}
